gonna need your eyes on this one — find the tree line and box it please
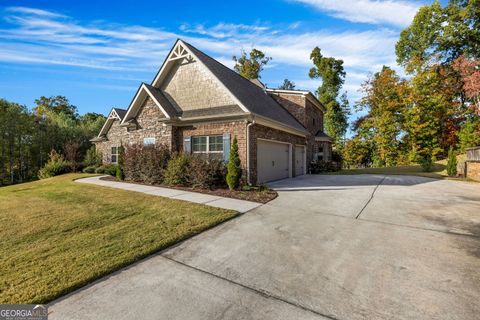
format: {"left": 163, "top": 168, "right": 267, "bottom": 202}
{"left": 0, "top": 96, "right": 105, "bottom": 186}
{"left": 233, "top": 0, "right": 479, "bottom": 171}
{"left": 344, "top": 0, "right": 479, "bottom": 170}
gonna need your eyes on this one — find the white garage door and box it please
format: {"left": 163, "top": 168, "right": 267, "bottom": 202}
{"left": 295, "top": 145, "right": 305, "bottom": 176}
{"left": 257, "top": 140, "right": 290, "bottom": 183}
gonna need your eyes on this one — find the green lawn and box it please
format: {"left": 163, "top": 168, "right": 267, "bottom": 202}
{"left": 0, "top": 174, "right": 237, "bottom": 304}
{"left": 330, "top": 155, "right": 468, "bottom": 179}
{"left": 330, "top": 162, "right": 448, "bottom": 178}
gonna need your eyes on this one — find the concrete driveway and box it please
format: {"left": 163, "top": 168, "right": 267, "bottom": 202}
{"left": 49, "top": 175, "right": 480, "bottom": 320}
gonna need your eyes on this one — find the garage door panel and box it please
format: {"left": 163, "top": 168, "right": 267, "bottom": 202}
{"left": 257, "top": 140, "right": 290, "bottom": 183}
{"left": 295, "top": 146, "right": 305, "bottom": 176}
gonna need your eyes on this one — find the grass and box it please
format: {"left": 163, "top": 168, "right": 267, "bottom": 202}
{"left": 329, "top": 154, "right": 471, "bottom": 180}
{"left": 0, "top": 174, "right": 237, "bottom": 304}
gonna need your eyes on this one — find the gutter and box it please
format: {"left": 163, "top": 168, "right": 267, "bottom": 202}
{"left": 246, "top": 116, "right": 256, "bottom": 185}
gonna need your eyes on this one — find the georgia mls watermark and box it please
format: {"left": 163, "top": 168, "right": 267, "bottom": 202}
{"left": 0, "top": 305, "right": 48, "bottom": 320}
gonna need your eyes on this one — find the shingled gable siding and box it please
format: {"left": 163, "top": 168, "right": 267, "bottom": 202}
{"left": 175, "top": 120, "right": 248, "bottom": 175}
{"left": 248, "top": 124, "right": 307, "bottom": 184}
{"left": 161, "top": 60, "right": 236, "bottom": 112}
{"left": 94, "top": 96, "right": 173, "bottom": 164}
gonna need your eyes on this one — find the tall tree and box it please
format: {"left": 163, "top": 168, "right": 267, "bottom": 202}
{"left": 396, "top": 0, "right": 480, "bottom": 74}
{"left": 357, "top": 67, "right": 409, "bottom": 166}
{"left": 278, "top": 79, "right": 296, "bottom": 90}
{"left": 34, "top": 96, "right": 78, "bottom": 119}
{"left": 233, "top": 48, "right": 271, "bottom": 79}
{"left": 309, "top": 47, "right": 350, "bottom": 145}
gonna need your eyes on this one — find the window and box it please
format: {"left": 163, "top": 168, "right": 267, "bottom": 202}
{"left": 312, "top": 118, "right": 316, "bottom": 126}
{"left": 192, "top": 135, "right": 223, "bottom": 160}
{"left": 144, "top": 137, "right": 156, "bottom": 145}
{"left": 111, "top": 146, "right": 119, "bottom": 163}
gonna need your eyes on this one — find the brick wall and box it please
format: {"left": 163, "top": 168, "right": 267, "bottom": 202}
{"left": 466, "top": 161, "right": 480, "bottom": 181}
{"left": 269, "top": 93, "right": 307, "bottom": 127}
{"left": 95, "top": 96, "right": 172, "bottom": 163}
{"left": 248, "top": 124, "right": 306, "bottom": 184}
{"left": 161, "top": 60, "right": 235, "bottom": 111}
{"left": 175, "top": 120, "right": 248, "bottom": 173}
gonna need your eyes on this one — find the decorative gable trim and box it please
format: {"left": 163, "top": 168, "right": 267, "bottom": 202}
{"left": 97, "top": 108, "right": 124, "bottom": 137}
{"left": 151, "top": 39, "right": 250, "bottom": 114}
{"left": 121, "top": 83, "right": 173, "bottom": 125}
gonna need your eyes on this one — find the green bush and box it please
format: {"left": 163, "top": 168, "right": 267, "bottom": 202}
{"left": 116, "top": 146, "right": 125, "bottom": 180}
{"left": 82, "top": 165, "right": 97, "bottom": 173}
{"left": 420, "top": 156, "right": 433, "bottom": 172}
{"left": 309, "top": 160, "right": 341, "bottom": 174}
{"left": 83, "top": 146, "right": 102, "bottom": 167}
{"left": 446, "top": 146, "right": 457, "bottom": 176}
{"left": 187, "top": 155, "right": 226, "bottom": 189}
{"left": 38, "top": 161, "right": 72, "bottom": 179}
{"left": 38, "top": 150, "right": 72, "bottom": 179}
{"left": 226, "top": 137, "right": 242, "bottom": 190}
{"left": 164, "top": 153, "right": 190, "bottom": 186}
{"left": 95, "top": 164, "right": 117, "bottom": 176}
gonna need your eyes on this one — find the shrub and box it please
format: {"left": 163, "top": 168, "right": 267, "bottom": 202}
{"left": 446, "top": 146, "right": 457, "bottom": 176}
{"left": 116, "top": 146, "right": 125, "bottom": 180}
{"left": 420, "top": 156, "right": 433, "bottom": 172}
{"left": 82, "top": 166, "right": 96, "bottom": 173}
{"left": 38, "top": 150, "right": 72, "bottom": 179}
{"left": 187, "top": 155, "right": 226, "bottom": 189}
{"left": 309, "top": 160, "right": 340, "bottom": 174}
{"left": 226, "top": 137, "right": 242, "bottom": 190}
{"left": 84, "top": 146, "right": 102, "bottom": 167}
{"left": 164, "top": 153, "right": 190, "bottom": 186}
{"left": 95, "top": 164, "right": 117, "bottom": 176}
{"left": 123, "top": 144, "right": 170, "bottom": 184}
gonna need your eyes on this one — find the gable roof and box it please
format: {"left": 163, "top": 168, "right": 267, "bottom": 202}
{"left": 143, "top": 83, "right": 180, "bottom": 117}
{"left": 94, "top": 107, "right": 127, "bottom": 139}
{"left": 265, "top": 88, "right": 326, "bottom": 113}
{"left": 315, "top": 130, "right": 333, "bottom": 142}
{"left": 113, "top": 108, "right": 127, "bottom": 120}
{"left": 179, "top": 41, "right": 308, "bottom": 134}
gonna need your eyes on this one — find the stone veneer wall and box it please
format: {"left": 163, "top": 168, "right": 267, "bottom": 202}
{"left": 95, "top": 97, "right": 172, "bottom": 163}
{"left": 248, "top": 124, "right": 306, "bottom": 184}
{"left": 465, "top": 161, "right": 480, "bottom": 181}
{"left": 161, "top": 60, "right": 236, "bottom": 112}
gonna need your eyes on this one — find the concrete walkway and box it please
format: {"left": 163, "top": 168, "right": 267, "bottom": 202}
{"left": 75, "top": 176, "right": 261, "bottom": 213}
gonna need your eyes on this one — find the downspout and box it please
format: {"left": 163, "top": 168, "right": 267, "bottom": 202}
{"left": 246, "top": 116, "right": 256, "bottom": 185}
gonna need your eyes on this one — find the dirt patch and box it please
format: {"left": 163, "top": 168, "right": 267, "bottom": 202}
{"left": 99, "top": 176, "right": 277, "bottom": 204}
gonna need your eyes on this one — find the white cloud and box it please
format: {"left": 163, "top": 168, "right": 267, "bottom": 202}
{"left": 0, "top": 6, "right": 403, "bottom": 113}
{"left": 290, "top": 0, "right": 420, "bottom": 27}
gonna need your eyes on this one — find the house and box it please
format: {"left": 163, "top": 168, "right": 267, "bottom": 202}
{"left": 91, "top": 39, "right": 332, "bottom": 184}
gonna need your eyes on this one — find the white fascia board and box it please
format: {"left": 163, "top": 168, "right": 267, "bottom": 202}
{"left": 253, "top": 114, "right": 307, "bottom": 137}
{"left": 142, "top": 84, "right": 171, "bottom": 119}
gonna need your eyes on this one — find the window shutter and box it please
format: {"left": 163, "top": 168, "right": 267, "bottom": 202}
{"left": 183, "top": 136, "right": 191, "bottom": 154}
{"left": 223, "top": 133, "right": 230, "bottom": 163}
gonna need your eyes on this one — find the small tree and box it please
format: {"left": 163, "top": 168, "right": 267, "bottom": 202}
{"left": 116, "top": 145, "right": 125, "bottom": 180}
{"left": 446, "top": 146, "right": 457, "bottom": 176}
{"left": 226, "top": 137, "right": 242, "bottom": 190}
{"left": 84, "top": 146, "right": 102, "bottom": 167}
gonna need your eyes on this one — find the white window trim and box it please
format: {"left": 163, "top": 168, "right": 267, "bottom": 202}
{"left": 192, "top": 135, "right": 223, "bottom": 156}
{"left": 111, "top": 146, "right": 119, "bottom": 164}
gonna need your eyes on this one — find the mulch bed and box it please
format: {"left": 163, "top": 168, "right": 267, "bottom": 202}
{"left": 99, "top": 176, "right": 277, "bottom": 204}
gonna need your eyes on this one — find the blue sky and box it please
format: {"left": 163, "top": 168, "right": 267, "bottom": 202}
{"left": 0, "top": 0, "right": 434, "bottom": 125}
